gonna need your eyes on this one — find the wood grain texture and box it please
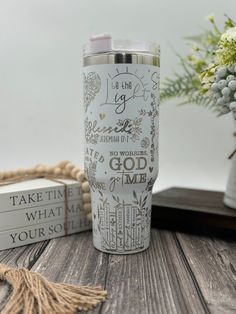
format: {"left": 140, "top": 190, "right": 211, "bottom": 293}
{"left": 0, "top": 241, "right": 49, "bottom": 310}
{"left": 98, "top": 229, "right": 208, "bottom": 314}
{"left": 177, "top": 232, "right": 236, "bottom": 313}
{"left": 30, "top": 232, "right": 108, "bottom": 314}
{"left": 0, "top": 228, "right": 235, "bottom": 314}
{"left": 31, "top": 232, "right": 108, "bottom": 285}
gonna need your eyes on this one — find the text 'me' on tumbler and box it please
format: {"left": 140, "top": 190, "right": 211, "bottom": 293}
{"left": 83, "top": 34, "right": 160, "bottom": 254}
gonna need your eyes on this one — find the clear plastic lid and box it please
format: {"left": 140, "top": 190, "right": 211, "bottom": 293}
{"left": 83, "top": 33, "right": 160, "bottom": 57}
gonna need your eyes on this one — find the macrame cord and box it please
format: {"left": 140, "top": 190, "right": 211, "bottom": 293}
{"left": 0, "top": 161, "right": 106, "bottom": 314}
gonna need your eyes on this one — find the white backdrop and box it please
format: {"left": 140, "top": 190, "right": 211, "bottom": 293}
{"left": 0, "top": 0, "right": 235, "bottom": 193}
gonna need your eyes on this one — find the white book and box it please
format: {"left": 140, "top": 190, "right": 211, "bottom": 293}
{"left": 0, "top": 199, "right": 85, "bottom": 231}
{"left": 0, "top": 178, "right": 82, "bottom": 212}
{"left": 0, "top": 178, "right": 92, "bottom": 250}
{"left": 0, "top": 215, "right": 91, "bottom": 251}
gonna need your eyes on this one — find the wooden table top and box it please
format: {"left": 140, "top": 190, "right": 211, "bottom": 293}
{"left": 0, "top": 228, "right": 235, "bottom": 314}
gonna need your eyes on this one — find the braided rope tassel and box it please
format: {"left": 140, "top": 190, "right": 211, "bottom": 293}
{"left": 0, "top": 163, "right": 106, "bottom": 313}
{"left": 0, "top": 264, "right": 107, "bottom": 314}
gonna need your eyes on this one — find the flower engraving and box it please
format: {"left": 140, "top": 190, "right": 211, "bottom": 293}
{"left": 116, "top": 118, "right": 142, "bottom": 142}
{"left": 83, "top": 72, "right": 101, "bottom": 112}
{"left": 130, "top": 118, "right": 142, "bottom": 142}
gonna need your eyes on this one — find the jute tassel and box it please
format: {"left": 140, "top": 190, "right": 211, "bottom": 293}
{"left": 0, "top": 263, "right": 107, "bottom": 314}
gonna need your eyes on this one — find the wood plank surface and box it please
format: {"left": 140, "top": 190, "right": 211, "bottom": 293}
{"left": 29, "top": 232, "right": 108, "bottom": 314}
{"left": 0, "top": 229, "right": 235, "bottom": 314}
{"left": 0, "top": 241, "right": 49, "bottom": 311}
{"left": 100, "top": 229, "right": 208, "bottom": 314}
{"left": 177, "top": 232, "right": 236, "bottom": 314}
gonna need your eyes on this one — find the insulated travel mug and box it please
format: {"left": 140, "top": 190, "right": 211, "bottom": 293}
{"left": 83, "top": 34, "right": 160, "bottom": 254}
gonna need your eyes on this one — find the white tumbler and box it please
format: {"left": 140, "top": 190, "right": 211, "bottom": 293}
{"left": 83, "top": 34, "right": 160, "bottom": 254}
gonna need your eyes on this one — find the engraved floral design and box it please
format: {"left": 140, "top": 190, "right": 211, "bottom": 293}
{"left": 139, "top": 93, "right": 158, "bottom": 161}
{"left": 85, "top": 160, "right": 97, "bottom": 186}
{"left": 145, "top": 177, "right": 156, "bottom": 192}
{"left": 116, "top": 118, "right": 142, "bottom": 142}
{"left": 83, "top": 72, "right": 101, "bottom": 112}
{"left": 130, "top": 118, "right": 142, "bottom": 142}
{"left": 138, "top": 93, "right": 158, "bottom": 119}
{"left": 141, "top": 137, "right": 150, "bottom": 149}
{"left": 84, "top": 117, "right": 99, "bottom": 144}
{"left": 112, "top": 195, "right": 132, "bottom": 210}
{"left": 132, "top": 190, "right": 148, "bottom": 215}
{"left": 133, "top": 190, "right": 151, "bottom": 237}
{"left": 97, "top": 190, "right": 109, "bottom": 239}
{"left": 116, "top": 119, "right": 132, "bottom": 129}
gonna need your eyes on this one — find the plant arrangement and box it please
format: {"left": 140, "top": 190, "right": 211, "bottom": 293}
{"left": 161, "top": 14, "right": 236, "bottom": 119}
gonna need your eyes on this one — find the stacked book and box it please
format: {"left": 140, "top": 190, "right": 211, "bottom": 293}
{"left": 0, "top": 178, "right": 91, "bottom": 250}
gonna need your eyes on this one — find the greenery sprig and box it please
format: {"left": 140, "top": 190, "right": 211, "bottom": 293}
{"left": 161, "top": 15, "right": 236, "bottom": 116}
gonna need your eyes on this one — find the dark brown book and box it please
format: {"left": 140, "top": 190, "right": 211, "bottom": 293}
{"left": 152, "top": 187, "right": 236, "bottom": 233}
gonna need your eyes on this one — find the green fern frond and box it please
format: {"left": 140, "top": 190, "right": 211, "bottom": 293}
{"left": 161, "top": 72, "right": 216, "bottom": 109}
{"left": 184, "top": 29, "right": 220, "bottom": 50}
{"left": 160, "top": 73, "right": 201, "bottom": 103}
{"left": 177, "top": 92, "right": 215, "bottom": 108}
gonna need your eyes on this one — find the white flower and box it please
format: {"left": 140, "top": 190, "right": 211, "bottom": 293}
{"left": 221, "top": 27, "right": 236, "bottom": 42}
